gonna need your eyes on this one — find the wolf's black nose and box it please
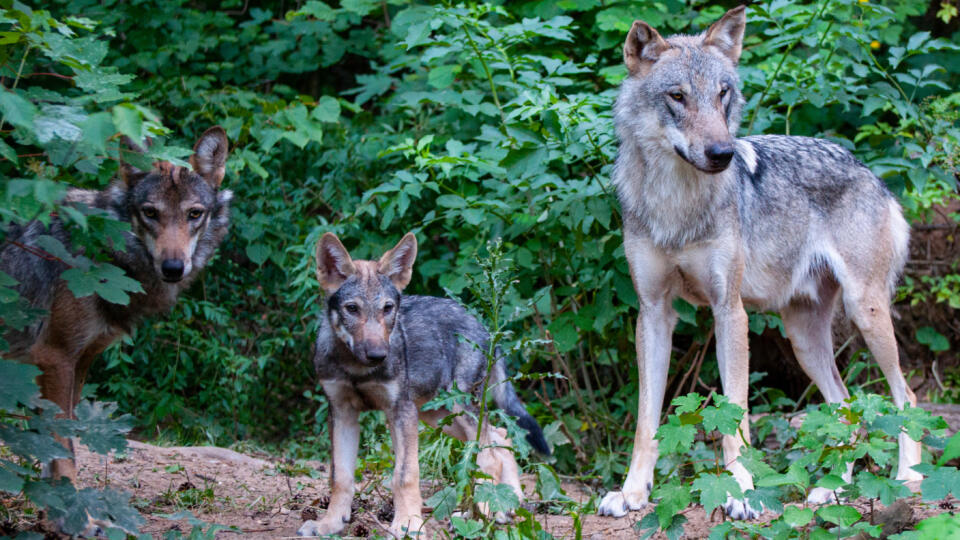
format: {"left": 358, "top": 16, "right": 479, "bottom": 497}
{"left": 161, "top": 259, "right": 185, "bottom": 281}
{"left": 365, "top": 347, "right": 388, "bottom": 363}
{"left": 705, "top": 143, "right": 734, "bottom": 168}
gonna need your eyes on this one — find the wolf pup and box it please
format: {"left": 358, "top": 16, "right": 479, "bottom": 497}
{"left": 597, "top": 5, "right": 919, "bottom": 520}
{"left": 1, "top": 127, "right": 232, "bottom": 483}
{"left": 298, "top": 232, "right": 550, "bottom": 538}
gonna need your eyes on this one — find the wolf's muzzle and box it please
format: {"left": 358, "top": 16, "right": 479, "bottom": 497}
{"left": 705, "top": 142, "right": 734, "bottom": 171}
{"left": 161, "top": 259, "right": 185, "bottom": 282}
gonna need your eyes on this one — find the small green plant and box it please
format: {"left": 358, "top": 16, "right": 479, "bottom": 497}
{"left": 634, "top": 391, "right": 950, "bottom": 539}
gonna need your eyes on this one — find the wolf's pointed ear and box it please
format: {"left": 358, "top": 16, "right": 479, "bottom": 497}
{"left": 703, "top": 5, "right": 747, "bottom": 65}
{"left": 624, "top": 20, "right": 670, "bottom": 76}
{"left": 378, "top": 233, "right": 417, "bottom": 291}
{"left": 190, "top": 126, "right": 229, "bottom": 188}
{"left": 316, "top": 233, "right": 356, "bottom": 294}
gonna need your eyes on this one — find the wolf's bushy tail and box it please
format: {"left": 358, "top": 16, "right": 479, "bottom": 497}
{"left": 490, "top": 358, "right": 551, "bottom": 455}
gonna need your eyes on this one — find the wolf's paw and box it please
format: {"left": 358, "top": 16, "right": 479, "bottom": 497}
{"left": 723, "top": 495, "right": 761, "bottom": 520}
{"left": 806, "top": 486, "right": 839, "bottom": 505}
{"left": 297, "top": 518, "right": 345, "bottom": 537}
{"left": 389, "top": 514, "right": 424, "bottom": 538}
{"left": 597, "top": 490, "right": 647, "bottom": 517}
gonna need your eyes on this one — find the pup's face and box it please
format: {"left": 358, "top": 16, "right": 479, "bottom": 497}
{"left": 621, "top": 6, "right": 747, "bottom": 174}
{"left": 123, "top": 127, "right": 230, "bottom": 283}
{"left": 315, "top": 232, "right": 418, "bottom": 367}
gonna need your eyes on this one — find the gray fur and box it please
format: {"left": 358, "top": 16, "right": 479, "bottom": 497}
{"left": 600, "top": 6, "right": 914, "bottom": 522}
{"left": 1, "top": 175, "right": 231, "bottom": 358}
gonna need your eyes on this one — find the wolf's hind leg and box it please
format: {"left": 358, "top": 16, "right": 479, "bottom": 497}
{"left": 844, "top": 282, "right": 922, "bottom": 485}
{"left": 781, "top": 281, "right": 854, "bottom": 504}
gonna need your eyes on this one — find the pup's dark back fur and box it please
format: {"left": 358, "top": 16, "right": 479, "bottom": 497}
{"left": 313, "top": 233, "right": 549, "bottom": 454}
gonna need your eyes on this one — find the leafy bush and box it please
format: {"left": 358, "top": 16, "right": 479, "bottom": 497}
{"left": 1, "top": 0, "right": 958, "bottom": 535}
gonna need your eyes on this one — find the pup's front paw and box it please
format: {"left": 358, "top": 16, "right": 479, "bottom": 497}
{"left": 297, "top": 517, "right": 346, "bottom": 537}
{"left": 723, "top": 495, "right": 761, "bottom": 520}
{"left": 597, "top": 490, "right": 648, "bottom": 517}
{"left": 390, "top": 514, "right": 424, "bottom": 538}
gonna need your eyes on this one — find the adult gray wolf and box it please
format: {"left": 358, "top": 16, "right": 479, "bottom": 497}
{"left": 597, "top": 5, "right": 920, "bottom": 520}
{"left": 298, "top": 232, "right": 549, "bottom": 538}
{"left": 1, "top": 127, "right": 232, "bottom": 483}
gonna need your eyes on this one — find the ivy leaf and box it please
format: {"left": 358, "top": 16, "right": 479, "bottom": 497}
{"left": 692, "top": 473, "right": 742, "bottom": 516}
{"left": 475, "top": 482, "right": 519, "bottom": 515}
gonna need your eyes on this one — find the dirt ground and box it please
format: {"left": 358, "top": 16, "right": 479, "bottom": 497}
{"left": 70, "top": 419, "right": 958, "bottom": 540}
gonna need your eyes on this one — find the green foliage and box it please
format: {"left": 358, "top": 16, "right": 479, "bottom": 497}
{"left": 646, "top": 392, "right": 950, "bottom": 539}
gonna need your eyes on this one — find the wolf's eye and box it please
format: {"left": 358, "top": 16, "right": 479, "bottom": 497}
{"left": 187, "top": 209, "right": 204, "bottom": 220}
{"left": 720, "top": 87, "right": 728, "bottom": 98}
{"left": 669, "top": 92, "right": 684, "bottom": 103}
{"left": 344, "top": 303, "right": 360, "bottom": 315}
{"left": 383, "top": 302, "right": 394, "bottom": 315}
{"left": 141, "top": 207, "right": 158, "bottom": 219}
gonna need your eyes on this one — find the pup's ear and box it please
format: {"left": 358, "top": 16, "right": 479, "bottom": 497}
{"left": 378, "top": 233, "right": 418, "bottom": 291}
{"left": 315, "top": 233, "right": 356, "bottom": 294}
{"left": 624, "top": 19, "right": 671, "bottom": 76}
{"left": 119, "top": 136, "right": 149, "bottom": 186}
{"left": 703, "top": 5, "right": 746, "bottom": 65}
{"left": 190, "top": 126, "right": 229, "bottom": 188}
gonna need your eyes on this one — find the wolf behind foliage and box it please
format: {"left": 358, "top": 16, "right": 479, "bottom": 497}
{"left": 1, "top": 127, "right": 233, "bottom": 483}
{"left": 598, "top": 5, "right": 919, "bottom": 520}
{"left": 298, "top": 232, "right": 549, "bottom": 538}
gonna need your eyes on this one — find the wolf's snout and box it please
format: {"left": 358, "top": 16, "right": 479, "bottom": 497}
{"left": 705, "top": 142, "right": 734, "bottom": 170}
{"left": 161, "top": 259, "right": 185, "bottom": 281}
{"left": 364, "top": 343, "right": 388, "bottom": 363}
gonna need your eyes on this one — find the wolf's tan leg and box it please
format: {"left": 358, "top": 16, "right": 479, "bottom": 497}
{"left": 31, "top": 342, "right": 79, "bottom": 483}
{"left": 845, "top": 285, "right": 922, "bottom": 484}
{"left": 781, "top": 284, "right": 855, "bottom": 504}
{"left": 598, "top": 295, "right": 677, "bottom": 517}
{"left": 297, "top": 403, "right": 359, "bottom": 537}
{"left": 388, "top": 403, "right": 423, "bottom": 538}
{"left": 713, "top": 296, "right": 759, "bottom": 519}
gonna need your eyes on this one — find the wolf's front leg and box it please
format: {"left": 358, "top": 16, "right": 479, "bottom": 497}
{"left": 714, "top": 297, "right": 760, "bottom": 520}
{"left": 387, "top": 401, "right": 424, "bottom": 538}
{"left": 598, "top": 296, "right": 676, "bottom": 517}
{"left": 298, "top": 403, "right": 359, "bottom": 537}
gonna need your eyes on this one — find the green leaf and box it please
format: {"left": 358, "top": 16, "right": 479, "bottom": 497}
{"left": 671, "top": 393, "right": 704, "bottom": 414}
{"left": 0, "top": 459, "right": 27, "bottom": 494}
{"left": 425, "top": 485, "right": 458, "bottom": 520}
{"left": 914, "top": 464, "right": 960, "bottom": 501}
{"left": 701, "top": 395, "right": 744, "bottom": 436}
{"left": 855, "top": 471, "right": 910, "bottom": 506}
{"left": 0, "top": 359, "right": 41, "bottom": 410}
{"left": 656, "top": 416, "right": 697, "bottom": 454}
{"left": 0, "top": 89, "right": 36, "bottom": 129}
{"left": 938, "top": 431, "right": 960, "bottom": 466}
{"left": 653, "top": 481, "right": 691, "bottom": 529}
{"left": 691, "top": 473, "right": 742, "bottom": 516}
{"left": 816, "top": 504, "right": 861, "bottom": 527}
{"left": 428, "top": 65, "right": 460, "bottom": 89}
{"left": 245, "top": 243, "right": 271, "bottom": 265}
{"left": 783, "top": 505, "right": 814, "bottom": 526}
{"left": 311, "top": 96, "right": 341, "bottom": 123}
{"left": 450, "top": 516, "right": 484, "bottom": 538}
{"left": 916, "top": 326, "right": 949, "bottom": 353}
{"left": 475, "top": 482, "right": 519, "bottom": 515}
{"left": 112, "top": 103, "right": 144, "bottom": 144}
{"left": 73, "top": 400, "right": 133, "bottom": 454}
